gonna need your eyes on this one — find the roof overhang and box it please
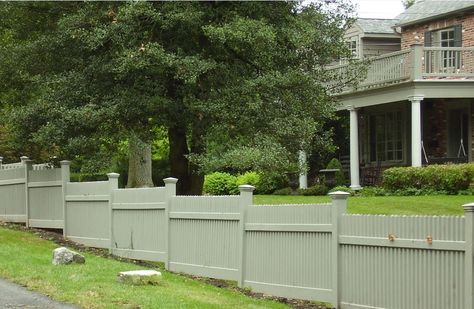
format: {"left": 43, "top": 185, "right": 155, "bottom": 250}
{"left": 396, "top": 6, "right": 474, "bottom": 28}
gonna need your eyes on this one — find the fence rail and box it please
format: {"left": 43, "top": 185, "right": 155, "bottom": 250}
{"left": 0, "top": 157, "right": 472, "bottom": 308}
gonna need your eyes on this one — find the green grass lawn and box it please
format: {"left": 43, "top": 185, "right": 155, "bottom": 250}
{"left": 253, "top": 195, "right": 474, "bottom": 216}
{"left": 0, "top": 226, "right": 288, "bottom": 309}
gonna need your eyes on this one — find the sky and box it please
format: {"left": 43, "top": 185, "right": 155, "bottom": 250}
{"left": 353, "top": 0, "right": 406, "bottom": 19}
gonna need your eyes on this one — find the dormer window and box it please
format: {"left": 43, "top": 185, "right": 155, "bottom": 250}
{"left": 424, "top": 25, "right": 462, "bottom": 73}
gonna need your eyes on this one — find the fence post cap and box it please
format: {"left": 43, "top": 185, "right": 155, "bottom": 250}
{"left": 163, "top": 177, "right": 178, "bottom": 184}
{"left": 328, "top": 191, "right": 350, "bottom": 199}
{"left": 463, "top": 203, "right": 474, "bottom": 212}
{"left": 239, "top": 185, "right": 255, "bottom": 192}
{"left": 0, "top": 156, "right": 3, "bottom": 161}
{"left": 20, "top": 156, "right": 29, "bottom": 161}
{"left": 107, "top": 172, "right": 120, "bottom": 179}
{"left": 60, "top": 160, "right": 71, "bottom": 166}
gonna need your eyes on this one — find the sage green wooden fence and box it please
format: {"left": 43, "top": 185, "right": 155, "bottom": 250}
{"left": 0, "top": 160, "right": 473, "bottom": 308}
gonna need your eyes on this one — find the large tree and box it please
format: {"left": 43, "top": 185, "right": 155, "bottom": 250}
{"left": 0, "top": 1, "right": 363, "bottom": 193}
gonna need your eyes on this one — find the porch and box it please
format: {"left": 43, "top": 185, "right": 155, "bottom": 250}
{"left": 334, "top": 45, "right": 474, "bottom": 189}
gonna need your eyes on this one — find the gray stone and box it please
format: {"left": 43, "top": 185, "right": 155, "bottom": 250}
{"left": 52, "top": 247, "right": 85, "bottom": 265}
{"left": 117, "top": 270, "right": 162, "bottom": 285}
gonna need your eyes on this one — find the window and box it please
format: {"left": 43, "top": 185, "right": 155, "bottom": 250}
{"left": 369, "top": 111, "right": 403, "bottom": 162}
{"left": 348, "top": 40, "right": 358, "bottom": 58}
{"left": 424, "top": 25, "right": 462, "bottom": 73}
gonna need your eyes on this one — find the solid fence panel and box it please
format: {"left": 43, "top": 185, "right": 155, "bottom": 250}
{"left": 168, "top": 195, "right": 241, "bottom": 281}
{"left": 244, "top": 204, "right": 334, "bottom": 302}
{"left": 111, "top": 187, "right": 168, "bottom": 262}
{"left": 339, "top": 215, "right": 466, "bottom": 309}
{"left": 65, "top": 181, "right": 110, "bottom": 248}
{"left": 0, "top": 167, "right": 27, "bottom": 223}
{"left": 27, "top": 168, "right": 63, "bottom": 228}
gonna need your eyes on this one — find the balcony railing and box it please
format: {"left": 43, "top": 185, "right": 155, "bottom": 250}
{"left": 330, "top": 45, "right": 474, "bottom": 94}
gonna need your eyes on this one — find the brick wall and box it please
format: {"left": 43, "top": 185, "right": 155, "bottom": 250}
{"left": 401, "top": 12, "right": 474, "bottom": 49}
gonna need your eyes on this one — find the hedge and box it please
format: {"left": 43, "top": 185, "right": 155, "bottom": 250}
{"left": 383, "top": 164, "right": 474, "bottom": 194}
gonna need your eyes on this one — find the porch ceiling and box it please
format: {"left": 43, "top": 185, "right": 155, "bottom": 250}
{"left": 335, "top": 80, "right": 474, "bottom": 110}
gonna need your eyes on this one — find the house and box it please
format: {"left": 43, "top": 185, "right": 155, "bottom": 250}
{"left": 345, "top": 18, "right": 401, "bottom": 59}
{"left": 334, "top": 0, "right": 474, "bottom": 190}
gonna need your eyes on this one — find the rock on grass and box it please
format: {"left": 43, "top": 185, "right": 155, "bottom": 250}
{"left": 52, "top": 247, "right": 85, "bottom": 265}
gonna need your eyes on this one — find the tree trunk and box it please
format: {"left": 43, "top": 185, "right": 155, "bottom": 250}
{"left": 127, "top": 133, "right": 153, "bottom": 188}
{"left": 188, "top": 122, "right": 205, "bottom": 195}
{"left": 168, "top": 125, "right": 191, "bottom": 194}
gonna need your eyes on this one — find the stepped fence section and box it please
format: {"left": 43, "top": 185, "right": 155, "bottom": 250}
{"left": 0, "top": 157, "right": 472, "bottom": 309}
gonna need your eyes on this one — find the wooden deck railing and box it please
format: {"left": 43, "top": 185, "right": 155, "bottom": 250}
{"left": 330, "top": 45, "right": 474, "bottom": 94}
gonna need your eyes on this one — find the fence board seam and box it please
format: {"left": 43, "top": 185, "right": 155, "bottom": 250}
{"left": 112, "top": 202, "right": 165, "bottom": 210}
{"left": 169, "top": 212, "right": 239, "bottom": 220}
{"left": 245, "top": 223, "right": 332, "bottom": 232}
{"left": 339, "top": 235, "right": 466, "bottom": 251}
{"left": 28, "top": 181, "right": 62, "bottom": 188}
{"left": 0, "top": 178, "right": 25, "bottom": 186}
{"left": 65, "top": 195, "right": 109, "bottom": 202}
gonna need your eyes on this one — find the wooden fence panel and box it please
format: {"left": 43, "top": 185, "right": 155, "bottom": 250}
{"left": 65, "top": 181, "right": 110, "bottom": 248}
{"left": 28, "top": 168, "right": 63, "bottom": 228}
{"left": 168, "top": 196, "right": 241, "bottom": 281}
{"left": 0, "top": 167, "right": 26, "bottom": 223}
{"left": 339, "top": 215, "right": 466, "bottom": 309}
{"left": 244, "top": 204, "right": 334, "bottom": 302}
{"left": 111, "top": 187, "right": 168, "bottom": 262}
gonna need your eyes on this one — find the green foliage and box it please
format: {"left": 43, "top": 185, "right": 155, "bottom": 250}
{"left": 256, "top": 172, "right": 288, "bottom": 194}
{"left": 272, "top": 187, "right": 293, "bottom": 196}
{"left": 297, "top": 184, "right": 329, "bottom": 196}
{"left": 0, "top": 1, "right": 363, "bottom": 184}
{"left": 236, "top": 171, "right": 260, "bottom": 189}
{"left": 203, "top": 172, "right": 238, "bottom": 195}
{"left": 358, "top": 186, "right": 387, "bottom": 197}
{"left": 329, "top": 185, "right": 355, "bottom": 196}
{"left": 383, "top": 164, "right": 474, "bottom": 194}
{"left": 325, "top": 158, "right": 346, "bottom": 186}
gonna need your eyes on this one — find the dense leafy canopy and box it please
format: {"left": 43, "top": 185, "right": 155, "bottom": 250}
{"left": 0, "top": 1, "right": 363, "bottom": 192}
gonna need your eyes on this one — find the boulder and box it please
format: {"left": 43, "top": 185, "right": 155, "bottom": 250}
{"left": 117, "top": 270, "right": 162, "bottom": 285}
{"left": 52, "top": 247, "right": 85, "bottom": 265}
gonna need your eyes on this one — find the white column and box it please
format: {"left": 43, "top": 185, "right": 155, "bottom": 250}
{"left": 409, "top": 96, "right": 424, "bottom": 167}
{"left": 298, "top": 150, "right": 308, "bottom": 189}
{"left": 348, "top": 105, "right": 361, "bottom": 190}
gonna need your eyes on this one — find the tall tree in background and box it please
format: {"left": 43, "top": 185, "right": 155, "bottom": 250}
{"left": 0, "top": 1, "right": 363, "bottom": 193}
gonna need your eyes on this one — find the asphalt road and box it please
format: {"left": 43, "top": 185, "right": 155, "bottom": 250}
{"left": 0, "top": 278, "right": 79, "bottom": 309}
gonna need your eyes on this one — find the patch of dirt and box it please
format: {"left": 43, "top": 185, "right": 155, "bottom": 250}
{"left": 0, "top": 222, "right": 331, "bottom": 309}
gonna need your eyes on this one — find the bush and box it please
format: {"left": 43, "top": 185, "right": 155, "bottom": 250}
{"left": 273, "top": 187, "right": 293, "bottom": 195}
{"left": 236, "top": 171, "right": 261, "bottom": 191}
{"left": 358, "top": 186, "right": 387, "bottom": 197}
{"left": 203, "top": 172, "right": 238, "bottom": 195}
{"left": 297, "top": 184, "right": 329, "bottom": 196}
{"left": 326, "top": 158, "right": 346, "bottom": 186}
{"left": 329, "top": 185, "right": 355, "bottom": 196}
{"left": 383, "top": 164, "right": 474, "bottom": 194}
{"left": 257, "top": 172, "right": 289, "bottom": 194}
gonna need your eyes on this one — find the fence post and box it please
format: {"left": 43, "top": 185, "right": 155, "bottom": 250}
{"left": 107, "top": 173, "right": 119, "bottom": 254}
{"left": 0, "top": 156, "right": 3, "bottom": 169}
{"left": 238, "top": 184, "right": 255, "bottom": 288}
{"left": 329, "top": 191, "right": 350, "bottom": 309}
{"left": 22, "top": 158, "right": 32, "bottom": 228}
{"left": 411, "top": 43, "right": 423, "bottom": 80}
{"left": 464, "top": 203, "right": 474, "bottom": 309}
{"left": 163, "top": 177, "right": 178, "bottom": 270}
{"left": 60, "top": 161, "right": 70, "bottom": 238}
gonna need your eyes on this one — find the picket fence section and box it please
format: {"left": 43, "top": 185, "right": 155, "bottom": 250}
{"left": 0, "top": 157, "right": 473, "bottom": 309}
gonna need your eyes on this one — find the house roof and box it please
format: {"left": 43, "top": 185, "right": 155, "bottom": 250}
{"left": 396, "top": 0, "right": 474, "bottom": 27}
{"left": 356, "top": 18, "right": 399, "bottom": 34}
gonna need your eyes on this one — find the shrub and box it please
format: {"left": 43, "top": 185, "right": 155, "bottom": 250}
{"left": 358, "top": 186, "right": 387, "bottom": 197}
{"left": 326, "top": 158, "right": 346, "bottom": 186}
{"left": 329, "top": 185, "right": 355, "bottom": 196}
{"left": 297, "top": 184, "right": 329, "bottom": 196}
{"left": 257, "top": 172, "right": 289, "bottom": 194}
{"left": 273, "top": 187, "right": 293, "bottom": 195}
{"left": 383, "top": 164, "right": 474, "bottom": 194}
{"left": 203, "top": 172, "right": 238, "bottom": 195}
{"left": 236, "top": 171, "right": 261, "bottom": 191}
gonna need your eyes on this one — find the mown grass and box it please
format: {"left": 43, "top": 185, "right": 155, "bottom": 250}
{"left": 0, "top": 226, "right": 288, "bottom": 309}
{"left": 253, "top": 195, "right": 473, "bottom": 216}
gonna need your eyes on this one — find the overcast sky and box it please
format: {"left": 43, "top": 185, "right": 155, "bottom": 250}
{"left": 353, "top": 0, "right": 405, "bottom": 19}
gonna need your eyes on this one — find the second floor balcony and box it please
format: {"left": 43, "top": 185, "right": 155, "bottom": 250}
{"left": 330, "top": 44, "right": 474, "bottom": 95}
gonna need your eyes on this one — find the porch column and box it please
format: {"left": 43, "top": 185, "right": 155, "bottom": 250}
{"left": 409, "top": 96, "right": 424, "bottom": 167}
{"left": 348, "top": 105, "right": 361, "bottom": 190}
{"left": 298, "top": 150, "right": 308, "bottom": 189}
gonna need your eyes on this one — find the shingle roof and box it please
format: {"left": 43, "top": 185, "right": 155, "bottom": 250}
{"left": 356, "top": 18, "right": 399, "bottom": 34}
{"left": 396, "top": 0, "right": 474, "bottom": 27}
